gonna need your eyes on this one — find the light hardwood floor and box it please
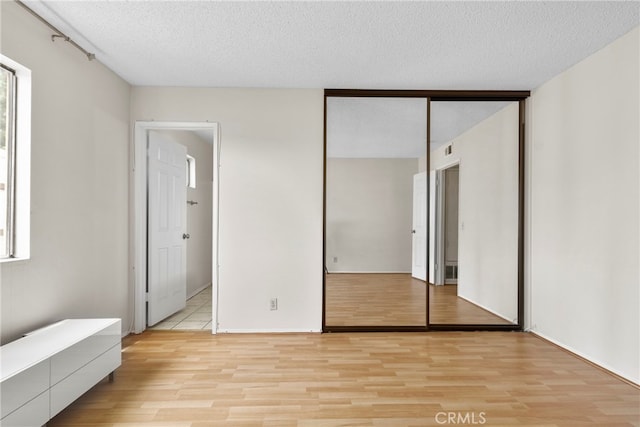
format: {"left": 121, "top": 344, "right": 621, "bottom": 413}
{"left": 49, "top": 331, "right": 639, "bottom": 426}
{"left": 325, "top": 273, "right": 426, "bottom": 326}
{"left": 325, "top": 273, "right": 512, "bottom": 326}
{"left": 428, "top": 284, "right": 513, "bottom": 325}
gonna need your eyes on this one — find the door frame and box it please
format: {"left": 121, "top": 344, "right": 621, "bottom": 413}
{"left": 434, "top": 161, "right": 460, "bottom": 286}
{"left": 133, "top": 121, "right": 220, "bottom": 334}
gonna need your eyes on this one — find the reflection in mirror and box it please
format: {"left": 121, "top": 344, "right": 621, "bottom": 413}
{"left": 429, "top": 101, "right": 519, "bottom": 325}
{"left": 325, "top": 97, "right": 427, "bottom": 327}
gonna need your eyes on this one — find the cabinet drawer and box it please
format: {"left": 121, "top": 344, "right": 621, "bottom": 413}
{"left": 0, "top": 359, "right": 48, "bottom": 419}
{"left": 50, "top": 343, "right": 121, "bottom": 418}
{"left": 50, "top": 322, "right": 120, "bottom": 385}
{"left": 0, "top": 390, "right": 49, "bottom": 427}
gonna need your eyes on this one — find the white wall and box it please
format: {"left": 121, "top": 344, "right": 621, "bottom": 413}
{"left": 418, "top": 155, "right": 427, "bottom": 173}
{"left": 130, "top": 87, "right": 323, "bottom": 333}
{"left": 0, "top": 2, "right": 131, "bottom": 343}
{"left": 326, "top": 158, "right": 418, "bottom": 273}
{"left": 431, "top": 103, "right": 520, "bottom": 322}
{"left": 527, "top": 27, "right": 639, "bottom": 383}
{"left": 153, "top": 130, "right": 213, "bottom": 298}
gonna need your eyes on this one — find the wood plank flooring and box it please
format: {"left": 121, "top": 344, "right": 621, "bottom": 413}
{"left": 428, "top": 284, "right": 513, "bottom": 325}
{"left": 49, "top": 331, "right": 639, "bottom": 426}
{"left": 325, "top": 273, "right": 426, "bottom": 326}
{"left": 325, "top": 273, "right": 512, "bottom": 326}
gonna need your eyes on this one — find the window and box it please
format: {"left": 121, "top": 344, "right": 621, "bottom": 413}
{"left": 0, "top": 55, "right": 31, "bottom": 262}
{"left": 0, "top": 65, "right": 16, "bottom": 258}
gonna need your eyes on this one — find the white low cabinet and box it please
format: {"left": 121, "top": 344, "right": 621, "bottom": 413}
{"left": 0, "top": 319, "right": 121, "bottom": 427}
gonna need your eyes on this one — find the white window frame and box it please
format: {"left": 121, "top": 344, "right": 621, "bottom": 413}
{"left": 0, "top": 55, "right": 31, "bottom": 263}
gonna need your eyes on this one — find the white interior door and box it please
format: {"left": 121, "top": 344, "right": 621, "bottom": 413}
{"left": 412, "top": 172, "right": 427, "bottom": 281}
{"left": 147, "top": 130, "right": 187, "bottom": 326}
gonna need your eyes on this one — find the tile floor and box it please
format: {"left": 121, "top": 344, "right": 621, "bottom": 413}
{"left": 150, "top": 286, "right": 212, "bottom": 330}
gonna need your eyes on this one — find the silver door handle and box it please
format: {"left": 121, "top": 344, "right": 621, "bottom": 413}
{"left": 183, "top": 233, "right": 190, "bottom": 239}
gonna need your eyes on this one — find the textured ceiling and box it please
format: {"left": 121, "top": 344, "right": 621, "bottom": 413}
{"left": 24, "top": 1, "right": 639, "bottom": 89}
{"left": 21, "top": 1, "right": 638, "bottom": 156}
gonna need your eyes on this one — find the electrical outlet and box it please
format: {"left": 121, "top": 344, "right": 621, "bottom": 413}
{"left": 270, "top": 298, "right": 278, "bottom": 311}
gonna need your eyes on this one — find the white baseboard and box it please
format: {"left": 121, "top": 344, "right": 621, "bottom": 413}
{"left": 530, "top": 329, "right": 639, "bottom": 386}
{"left": 456, "top": 294, "right": 515, "bottom": 323}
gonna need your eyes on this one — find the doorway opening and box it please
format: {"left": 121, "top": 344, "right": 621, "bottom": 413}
{"left": 133, "top": 121, "right": 220, "bottom": 334}
{"left": 435, "top": 164, "right": 459, "bottom": 286}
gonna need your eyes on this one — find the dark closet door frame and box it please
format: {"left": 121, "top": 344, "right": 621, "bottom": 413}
{"left": 322, "top": 89, "right": 530, "bottom": 333}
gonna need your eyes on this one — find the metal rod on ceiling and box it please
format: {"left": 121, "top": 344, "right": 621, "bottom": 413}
{"left": 14, "top": 0, "right": 96, "bottom": 61}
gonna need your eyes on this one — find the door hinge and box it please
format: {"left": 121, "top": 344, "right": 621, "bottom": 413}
{"left": 145, "top": 292, "right": 149, "bottom": 302}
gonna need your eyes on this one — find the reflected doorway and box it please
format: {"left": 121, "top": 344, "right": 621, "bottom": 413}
{"left": 435, "top": 164, "right": 460, "bottom": 286}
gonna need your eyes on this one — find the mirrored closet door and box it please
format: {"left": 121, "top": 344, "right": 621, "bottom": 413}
{"left": 324, "top": 96, "right": 428, "bottom": 328}
{"left": 323, "top": 90, "right": 527, "bottom": 332}
{"left": 428, "top": 100, "right": 521, "bottom": 327}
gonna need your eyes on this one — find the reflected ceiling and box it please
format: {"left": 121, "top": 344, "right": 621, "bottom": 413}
{"left": 430, "top": 101, "right": 512, "bottom": 149}
{"left": 327, "top": 97, "right": 426, "bottom": 158}
{"left": 327, "top": 98, "right": 513, "bottom": 156}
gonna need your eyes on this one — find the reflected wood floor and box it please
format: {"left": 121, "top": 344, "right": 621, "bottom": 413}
{"left": 49, "top": 331, "right": 639, "bottom": 426}
{"left": 325, "top": 273, "right": 426, "bottom": 326}
{"left": 429, "top": 284, "right": 513, "bottom": 325}
{"left": 325, "top": 273, "right": 511, "bottom": 326}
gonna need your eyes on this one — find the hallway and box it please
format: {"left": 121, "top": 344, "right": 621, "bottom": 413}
{"left": 151, "top": 286, "right": 212, "bottom": 330}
